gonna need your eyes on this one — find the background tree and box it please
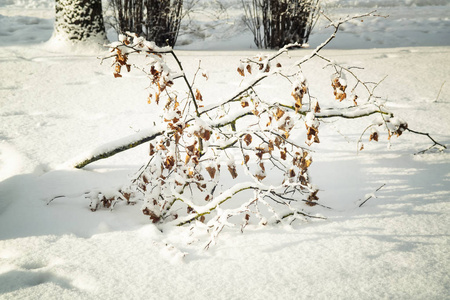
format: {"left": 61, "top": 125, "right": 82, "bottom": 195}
{"left": 54, "top": 0, "right": 108, "bottom": 42}
{"left": 242, "top": 0, "right": 320, "bottom": 49}
{"left": 109, "top": 0, "right": 183, "bottom": 47}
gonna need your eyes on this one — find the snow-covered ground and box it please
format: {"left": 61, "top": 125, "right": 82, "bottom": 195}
{"left": 1, "top": 0, "right": 449, "bottom": 299}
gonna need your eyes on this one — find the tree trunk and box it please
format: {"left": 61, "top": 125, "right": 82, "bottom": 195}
{"left": 111, "top": 0, "right": 182, "bottom": 47}
{"left": 54, "top": 0, "right": 107, "bottom": 42}
{"left": 145, "top": 0, "right": 182, "bottom": 46}
{"left": 243, "top": 0, "right": 319, "bottom": 49}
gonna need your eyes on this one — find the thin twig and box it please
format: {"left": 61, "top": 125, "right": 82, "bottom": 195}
{"left": 435, "top": 81, "right": 445, "bottom": 102}
{"left": 359, "top": 184, "right": 386, "bottom": 207}
{"left": 406, "top": 128, "right": 447, "bottom": 154}
{"left": 47, "top": 195, "right": 66, "bottom": 205}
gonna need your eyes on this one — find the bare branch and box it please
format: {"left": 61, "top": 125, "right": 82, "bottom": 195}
{"left": 359, "top": 184, "right": 386, "bottom": 207}
{"left": 406, "top": 128, "right": 447, "bottom": 154}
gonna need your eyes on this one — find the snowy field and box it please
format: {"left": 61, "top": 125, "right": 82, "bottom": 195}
{"left": 1, "top": 0, "right": 450, "bottom": 299}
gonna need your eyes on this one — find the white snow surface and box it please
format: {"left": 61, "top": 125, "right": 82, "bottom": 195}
{"left": 1, "top": 0, "right": 450, "bottom": 299}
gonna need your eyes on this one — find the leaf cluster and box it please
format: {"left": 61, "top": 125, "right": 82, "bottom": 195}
{"left": 81, "top": 13, "right": 446, "bottom": 247}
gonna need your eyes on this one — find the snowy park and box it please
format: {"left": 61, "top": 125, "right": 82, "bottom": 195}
{"left": 0, "top": 0, "right": 449, "bottom": 299}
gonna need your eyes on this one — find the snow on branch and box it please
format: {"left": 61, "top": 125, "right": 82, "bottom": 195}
{"left": 65, "top": 11, "right": 445, "bottom": 248}
{"left": 72, "top": 127, "right": 164, "bottom": 169}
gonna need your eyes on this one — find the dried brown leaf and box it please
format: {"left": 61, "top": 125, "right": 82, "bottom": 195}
{"left": 164, "top": 156, "right": 175, "bottom": 170}
{"left": 149, "top": 143, "right": 155, "bottom": 156}
{"left": 274, "top": 137, "right": 282, "bottom": 148}
{"left": 256, "top": 151, "right": 263, "bottom": 160}
{"left": 259, "top": 162, "right": 265, "bottom": 172}
{"left": 246, "top": 64, "right": 252, "bottom": 74}
{"left": 306, "top": 190, "right": 319, "bottom": 206}
{"left": 275, "top": 108, "right": 285, "bottom": 121}
{"left": 195, "top": 89, "right": 203, "bottom": 101}
{"left": 268, "top": 140, "right": 274, "bottom": 153}
{"left": 280, "top": 148, "right": 287, "bottom": 160}
{"left": 314, "top": 101, "right": 321, "bottom": 113}
{"left": 237, "top": 67, "right": 245, "bottom": 77}
{"left": 353, "top": 94, "right": 358, "bottom": 106}
{"left": 228, "top": 164, "right": 238, "bottom": 179}
{"left": 206, "top": 166, "right": 216, "bottom": 179}
{"left": 289, "top": 168, "right": 296, "bottom": 178}
{"left": 255, "top": 173, "right": 266, "bottom": 181}
{"left": 244, "top": 134, "right": 252, "bottom": 146}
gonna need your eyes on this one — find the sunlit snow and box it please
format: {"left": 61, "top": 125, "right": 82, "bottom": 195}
{"left": 0, "top": 0, "right": 449, "bottom": 299}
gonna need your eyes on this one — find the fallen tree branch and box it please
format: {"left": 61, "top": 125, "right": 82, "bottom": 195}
{"left": 69, "top": 10, "right": 447, "bottom": 249}
{"left": 72, "top": 103, "right": 389, "bottom": 169}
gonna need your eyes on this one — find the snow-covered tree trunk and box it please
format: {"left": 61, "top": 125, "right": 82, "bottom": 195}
{"left": 54, "top": 0, "right": 107, "bottom": 43}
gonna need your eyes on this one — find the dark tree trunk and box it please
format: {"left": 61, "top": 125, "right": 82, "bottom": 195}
{"left": 111, "top": 0, "right": 183, "bottom": 47}
{"left": 54, "top": 0, "right": 107, "bottom": 42}
{"left": 243, "top": 0, "right": 319, "bottom": 49}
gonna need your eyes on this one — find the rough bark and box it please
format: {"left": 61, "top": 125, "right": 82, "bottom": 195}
{"left": 243, "top": 0, "right": 319, "bottom": 49}
{"left": 54, "top": 0, "right": 107, "bottom": 42}
{"left": 111, "top": 0, "right": 183, "bottom": 47}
